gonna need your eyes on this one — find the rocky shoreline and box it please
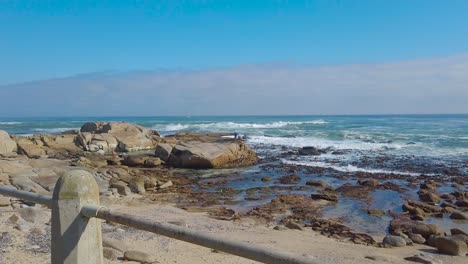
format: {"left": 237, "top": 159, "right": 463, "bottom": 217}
{"left": 1, "top": 121, "right": 467, "bottom": 263}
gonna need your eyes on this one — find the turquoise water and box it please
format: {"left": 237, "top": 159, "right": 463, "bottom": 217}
{"left": 2, "top": 115, "right": 467, "bottom": 174}
{"left": 1, "top": 115, "right": 467, "bottom": 234}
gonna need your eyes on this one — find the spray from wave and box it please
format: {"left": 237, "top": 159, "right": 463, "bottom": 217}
{"left": 0, "top": 122, "right": 22, "bottom": 125}
{"left": 281, "top": 159, "right": 425, "bottom": 176}
{"left": 153, "top": 120, "right": 327, "bottom": 131}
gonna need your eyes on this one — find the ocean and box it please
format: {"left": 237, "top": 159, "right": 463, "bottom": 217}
{"left": 1, "top": 115, "right": 467, "bottom": 234}
{"left": 2, "top": 115, "right": 468, "bottom": 171}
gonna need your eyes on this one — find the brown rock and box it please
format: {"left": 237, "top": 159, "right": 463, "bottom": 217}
{"left": 80, "top": 122, "right": 159, "bottom": 152}
{"left": 261, "top": 177, "right": 272, "bottom": 182}
{"left": 278, "top": 175, "right": 301, "bottom": 184}
{"left": 168, "top": 141, "right": 257, "bottom": 169}
{"left": 124, "top": 250, "right": 157, "bottom": 263}
{"left": 0, "top": 130, "right": 17, "bottom": 154}
{"left": 407, "top": 200, "right": 442, "bottom": 213}
{"left": 455, "top": 199, "right": 468, "bottom": 207}
{"left": 450, "top": 211, "right": 468, "bottom": 220}
{"left": 418, "top": 189, "right": 440, "bottom": 204}
{"left": 367, "top": 209, "right": 385, "bottom": 217}
{"left": 358, "top": 179, "right": 379, "bottom": 187}
{"left": 451, "top": 228, "right": 468, "bottom": 236}
{"left": 306, "top": 180, "right": 329, "bottom": 188}
{"left": 154, "top": 143, "right": 173, "bottom": 161}
{"left": 411, "top": 224, "right": 444, "bottom": 239}
{"left": 311, "top": 193, "right": 338, "bottom": 202}
{"left": 435, "top": 236, "right": 468, "bottom": 256}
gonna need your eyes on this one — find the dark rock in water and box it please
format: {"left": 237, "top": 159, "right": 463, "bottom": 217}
{"left": 335, "top": 184, "right": 372, "bottom": 199}
{"left": 455, "top": 198, "right": 468, "bottom": 207}
{"left": 418, "top": 189, "right": 440, "bottom": 204}
{"left": 440, "top": 193, "right": 456, "bottom": 201}
{"left": 450, "top": 211, "right": 468, "bottom": 220}
{"left": 298, "top": 146, "right": 324, "bottom": 156}
{"left": 383, "top": 235, "right": 407, "bottom": 247}
{"left": 261, "top": 177, "right": 272, "bottom": 182}
{"left": 357, "top": 179, "right": 379, "bottom": 187}
{"left": 420, "top": 181, "right": 438, "bottom": 190}
{"left": 451, "top": 228, "right": 468, "bottom": 236}
{"left": 278, "top": 175, "right": 301, "bottom": 184}
{"left": 305, "top": 180, "right": 329, "bottom": 188}
{"left": 407, "top": 200, "right": 442, "bottom": 213}
{"left": 402, "top": 204, "right": 426, "bottom": 216}
{"left": 411, "top": 224, "right": 444, "bottom": 239}
{"left": 310, "top": 193, "right": 338, "bottom": 202}
{"left": 367, "top": 209, "right": 385, "bottom": 217}
{"left": 435, "top": 236, "right": 468, "bottom": 256}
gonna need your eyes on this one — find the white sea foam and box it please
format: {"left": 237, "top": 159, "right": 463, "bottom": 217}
{"left": 154, "top": 120, "right": 327, "bottom": 131}
{"left": 247, "top": 135, "right": 403, "bottom": 151}
{"left": 0, "top": 122, "right": 22, "bottom": 125}
{"left": 33, "top": 127, "right": 78, "bottom": 133}
{"left": 281, "top": 159, "right": 424, "bottom": 176}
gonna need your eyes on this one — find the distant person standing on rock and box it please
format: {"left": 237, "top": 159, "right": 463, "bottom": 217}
{"left": 233, "top": 132, "right": 238, "bottom": 139}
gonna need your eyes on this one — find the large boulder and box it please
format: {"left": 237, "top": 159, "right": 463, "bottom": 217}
{"left": 15, "top": 137, "right": 47, "bottom": 158}
{"left": 0, "top": 130, "right": 17, "bottom": 154}
{"left": 154, "top": 143, "right": 173, "bottom": 161}
{"left": 435, "top": 236, "right": 468, "bottom": 256}
{"left": 80, "top": 122, "right": 159, "bottom": 152}
{"left": 167, "top": 141, "right": 258, "bottom": 169}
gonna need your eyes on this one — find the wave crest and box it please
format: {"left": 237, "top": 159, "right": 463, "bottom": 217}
{"left": 154, "top": 120, "right": 327, "bottom": 131}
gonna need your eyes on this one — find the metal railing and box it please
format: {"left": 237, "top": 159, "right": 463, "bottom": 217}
{"left": 0, "top": 170, "right": 316, "bottom": 264}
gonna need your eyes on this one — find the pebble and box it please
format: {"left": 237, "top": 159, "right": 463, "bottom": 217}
{"left": 124, "top": 250, "right": 157, "bottom": 263}
{"left": 102, "top": 237, "right": 128, "bottom": 252}
{"left": 285, "top": 222, "right": 303, "bottom": 231}
{"left": 159, "top": 180, "right": 173, "bottom": 189}
{"left": 0, "top": 197, "right": 11, "bottom": 207}
{"left": 18, "top": 207, "right": 40, "bottom": 223}
{"left": 103, "top": 247, "right": 120, "bottom": 260}
{"left": 383, "top": 235, "right": 407, "bottom": 247}
{"left": 408, "top": 233, "right": 426, "bottom": 244}
{"left": 404, "top": 254, "right": 441, "bottom": 264}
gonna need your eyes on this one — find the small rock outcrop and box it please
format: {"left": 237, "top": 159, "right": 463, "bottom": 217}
{"left": 80, "top": 122, "right": 160, "bottom": 152}
{"left": 124, "top": 250, "right": 157, "bottom": 263}
{"left": 0, "top": 130, "right": 17, "bottom": 154}
{"left": 382, "top": 235, "right": 407, "bottom": 247}
{"left": 167, "top": 141, "right": 257, "bottom": 169}
{"left": 435, "top": 236, "right": 468, "bottom": 256}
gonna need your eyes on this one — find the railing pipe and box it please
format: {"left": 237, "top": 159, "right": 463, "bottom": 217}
{"left": 0, "top": 186, "right": 52, "bottom": 206}
{"left": 82, "top": 204, "right": 316, "bottom": 264}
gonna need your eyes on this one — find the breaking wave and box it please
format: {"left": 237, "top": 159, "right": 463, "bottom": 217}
{"left": 153, "top": 120, "right": 328, "bottom": 132}
{"left": 33, "top": 127, "right": 78, "bottom": 133}
{"left": 0, "top": 122, "right": 22, "bottom": 125}
{"left": 248, "top": 135, "right": 403, "bottom": 151}
{"left": 281, "top": 159, "right": 424, "bottom": 176}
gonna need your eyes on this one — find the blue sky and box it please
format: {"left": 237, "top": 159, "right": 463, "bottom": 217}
{"left": 2, "top": 0, "right": 468, "bottom": 84}
{"left": 1, "top": 1, "right": 468, "bottom": 116}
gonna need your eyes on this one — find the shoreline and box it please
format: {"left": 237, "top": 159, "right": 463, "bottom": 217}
{"left": 0, "top": 121, "right": 467, "bottom": 263}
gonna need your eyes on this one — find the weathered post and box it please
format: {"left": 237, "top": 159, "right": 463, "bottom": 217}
{"left": 51, "top": 170, "right": 103, "bottom": 264}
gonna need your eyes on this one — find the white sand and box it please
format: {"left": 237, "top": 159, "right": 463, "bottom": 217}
{"left": 0, "top": 196, "right": 466, "bottom": 264}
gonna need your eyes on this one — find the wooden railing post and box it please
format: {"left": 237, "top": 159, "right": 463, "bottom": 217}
{"left": 51, "top": 170, "right": 103, "bottom": 264}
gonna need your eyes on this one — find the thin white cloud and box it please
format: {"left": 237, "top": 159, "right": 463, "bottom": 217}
{"left": 1, "top": 53, "right": 468, "bottom": 116}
